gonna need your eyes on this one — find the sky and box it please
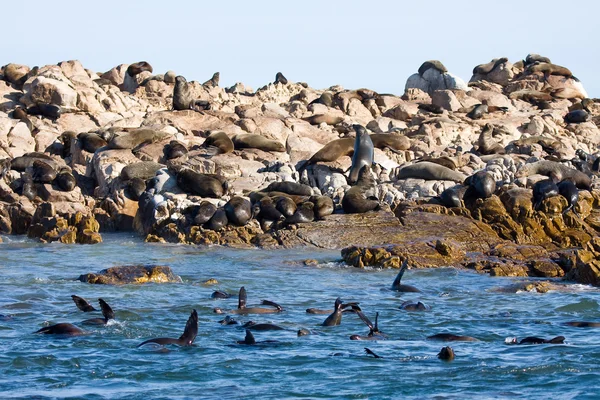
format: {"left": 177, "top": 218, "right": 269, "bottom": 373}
{"left": 2, "top": 0, "right": 599, "bottom": 97}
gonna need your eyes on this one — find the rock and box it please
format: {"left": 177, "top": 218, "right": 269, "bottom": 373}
{"left": 405, "top": 69, "right": 469, "bottom": 95}
{"left": 78, "top": 265, "right": 182, "bottom": 284}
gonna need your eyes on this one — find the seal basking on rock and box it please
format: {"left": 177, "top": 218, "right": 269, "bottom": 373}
{"left": 298, "top": 138, "right": 354, "bottom": 171}
{"left": 342, "top": 165, "right": 379, "bottom": 214}
{"left": 137, "top": 309, "right": 198, "bottom": 347}
{"left": 418, "top": 60, "right": 447, "bottom": 76}
{"left": 515, "top": 160, "right": 591, "bottom": 190}
{"left": 224, "top": 196, "right": 252, "bottom": 226}
{"left": 176, "top": 168, "right": 226, "bottom": 198}
{"left": 202, "top": 131, "right": 234, "bottom": 154}
{"left": 398, "top": 162, "right": 466, "bottom": 183}
{"left": 232, "top": 134, "right": 285, "bottom": 152}
{"left": 532, "top": 178, "right": 559, "bottom": 210}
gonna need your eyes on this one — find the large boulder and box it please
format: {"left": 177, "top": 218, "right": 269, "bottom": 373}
{"left": 78, "top": 265, "right": 182, "bottom": 284}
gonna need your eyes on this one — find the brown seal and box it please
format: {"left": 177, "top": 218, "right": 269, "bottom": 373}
{"left": 397, "top": 162, "right": 467, "bottom": 182}
{"left": 391, "top": 259, "right": 421, "bottom": 292}
{"left": 285, "top": 202, "right": 315, "bottom": 224}
{"left": 121, "top": 161, "right": 164, "bottom": 181}
{"left": 427, "top": 333, "right": 479, "bottom": 342}
{"left": 232, "top": 134, "right": 285, "bottom": 152}
{"left": 173, "top": 75, "right": 194, "bottom": 110}
{"left": 81, "top": 299, "right": 115, "bottom": 325}
{"left": 473, "top": 57, "right": 508, "bottom": 75}
{"left": 109, "top": 129, "right": 169, "bottom": 150}
{"left": 224, "top": 196, "right": 252, "bottom": 226}
{"left": 370, "top": 133, "right": 410, "bottom": 152}
{"left": 524, "top": 54, "right": 551, "bottom": 66}
{"left": 55, "top": 167, "right": 76, "bottom": 192}
{"left": 34, "top": 323, "right": 85, "bottom": 336}
{"left": 418, "top": 60, "right": 447, "bottom": 76}
{"left": 467, "top": 104, "right": 488, "bottom": 120}
{"left": 127, "top": 61, "right": 153, "bottom": 77}
{"left": 302, "top": 114, "right": 344, "bottom": 126}
{"left": 176, "top": 168, "right": 226, "bottom": 198}
{"left": 527, "top": 62, "right": 577, "bottom": 80}
{"left": 203, "top": 72, "right": 220, "bottom": 88}
{"left": 165, "top": 140, "right": 188, "bottom": 159}
{"left": 274, "top": 72, "right": 288, "bottom": 84}
{"left": 77, "top": 132, "right": 108, "bottom": 153}
{"left": 478, "top": 124, "right": 505, "bottom": 155}
{"left": 342, "top": 165, "right": 379, "bottom": 214}
{"left": 138, "top": 309, "right": 198, "bottom": 347}
{"left": 310, "top": 195, "right": 334, "bottom": 220}
{"left": 213, "top": 287, "right": 283, "bottom": 315}
{"left": 299, "top": 138, "right": 354, "bottom": 171}
{"left": 205, "top": 208, "right": 228, "bottom": 231}
{"left": 203, "top": 131, "right": 234, "bottom": 154}
{"left": 264, "top": 181, "right": 312, "bottom": 196}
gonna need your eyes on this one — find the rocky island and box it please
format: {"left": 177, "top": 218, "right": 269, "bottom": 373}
{"left": 1, "top": 55, "right": 599, "bottom": 286}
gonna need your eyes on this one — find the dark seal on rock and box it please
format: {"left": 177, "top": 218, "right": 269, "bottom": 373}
{"left": 176, "top": 168, "right": 225, "bottom": 198}
{"left": 232, "top": 134, "right": 285, "bottom": 152}
{"left": 285, "top": 202, "right": 314, "bottom": 224}
{"left": 418, "top": 60, "right": 447, "bottom": 76}
{"left": 466, "top": 104, "right": 488, "bottom": 120}
{"left": 127, "top": 61, "right": 153, "bottom": 77}
{"left": 126, "top": 178, "right": 146, "bottom": 201}
{"left": 77, "top": 132, "right": 107, "bottom": 153}
{"left": 310, "top": 195, "right": 334, "bottom": 220}
{"left": 205, "top": 208, "right": 228, "bottom": 231}
{"left": 464, "top": 170, "right": 496, "bottom": 200}
{"left": 173, "top": 75, "right": 194, "bottom": 111}
{"left": 564, "top": 109, "right": 589, "bottom": 124}
{"left": 342, "top": 165, "right": 379, "bottom": 214}
{"left": 439, "top": 185, "right": 467, "bottom": 208}
{"left": 31, "top": 160, "right": 56, "bottom": 183}
{"left": 473, "top": 57, "right": 508, "bottom": 75}
{"left": 274, "top": 72, "right": 288, "bottom": 85}
{"left": 276, "top": 196, "right": 297, "bottom": 217}
{"left": 265, "top": 181, "right": 312, "bottom": 196}
{"left": 478, "top": 124, "right": 505, "bottom": 155}
{"left": 203, "top": 131, "right": 234, "bottom": 154}
{"left": 515, "top": 160, "right": 591, "bottom": 190}
{"left": 224, "top": 196, "right": 252, "bottom": 226}
{"left": 558, "top": 179, "right": 579, "bottom": 215}
{"left": 165, "top": 140, "right": 188, "bottom": 159}
{"left": 532, "top": 178, "right": 559, "bottom": 210}
{"left": 524, "top": 54, "right": 551, "bottom": 66}
{"left": 55, "top": 167, "right": 76, "bottom": 192}
{"left": 194, "top": 201, "right": 218, "bottom": 225}
{"left": 349, "top": 125, "right": 374, "bottom": 184}
{"left": 254, "top": 197, "right": 285, "bottom": 221}
{"left": 27, "top": 104, "right": 61, "bottom": 120}
{"left": 121, "top": 161, "right": 164, "bottom": 181}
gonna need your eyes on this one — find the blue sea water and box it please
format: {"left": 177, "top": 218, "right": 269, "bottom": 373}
{"left": 0, "top": 233, "right": 599, "bottom": 399}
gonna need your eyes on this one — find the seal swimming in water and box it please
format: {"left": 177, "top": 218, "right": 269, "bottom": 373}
{"left": 202, "top": 131, "right": 234, "bottom": 154}
{"left": 242, "top": 321, "right": 285, "bottom": 331}
{"left": 35, "top": 323, "right": 85, "bottom": 336}
{"left": 564, "top": 321, "right": 600, "bottom": 328}
{"left": 400, "top": 301, "right": 430, "bottom": 311}
{"left": 232, "top": 134, "right": 285, "bottom": 152}
{"left": 342, "top": 165, "right": 379, "bottom": 214}
{"left": 350, "top": 312, "right": 387, "bottom": 340}
{"left": 437, "top": 346, "right": 455, "bottom": 361}
{"left": 348, "top": 125, "right": 374, "bottom": 184}
{"left": 71, "top": 295, "right": 96, "bottom": 312}
{"left": 322, "top": 297, "right": 361, "bottom": 327}
{"left": 427, "top": 333, "right": 479, "bottom": 342}
{"left": 391, "top": 259, "right": 420, "bottom": 292}
{"left": 224, "top": 196, "right": 252, "bottom": 226}
{"left": 81, "top": 299, "right": 114, "bottom": 325}
{"left": 213, "top": 287, "right": 283, "bottom": 315}
{"left": 138, "top": 309, "right": 198, "bottom": 348}
{"left": 506, "top": 336, "right": 565, "bottom": 345}
{"left": 236, "top": 330, "right": 280, "bottom": 345}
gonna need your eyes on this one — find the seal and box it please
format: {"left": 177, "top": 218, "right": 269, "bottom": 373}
{"left": 400, "top": 301, "right": 430, "bottom": 311}
{"left": 464, "top": 170, "right": 496, "bottom": 200}
{"left": 515, "top": 160, "right": 591, "bottom": 190}
{"left": 370, "top": 133, "right": 411, "bottom": 152}
{"left": 532, "top": 178, "right": 559, "bottom": 210}
{"left": 418, "top": 60, "right": 447, "bottom": 76}
{"left": 524, "top": 54, "right": 551, "bottom": 66}
{"left": 137, "top": 309, "right": 198, "bottom": 347}
{"left": 202, "top": 131, "right": 234, "bottom": 154}
{"left": 467, "top": 104, "right": 488, "bottom": 120}
{"left": 310, "top": 195, "right": 334, "bottom": 220}
{"left": 564, "top": 109, "right": 589, "bottom": 123}
{"left": 211, "top": 290, "right": 232, "bottom": 299}
{"left": 478, "top": 124, "right": 505, "bottom": 155}
{"left": 27, "top": 104, "right": 61, "bottom": 120}
{"left": 364, "top": 348, "right": 383, "bottom": 358}
{"left": 348, "top": 125, "right": 374, "bottom": 184}
{"left": 391, "top": 259, "right": 420, "bottom": 292}
{"left": 322, "top": 297, "right": 362, "bottom": 327}
{"left": 232, "top": 134, "right": 285, "bottom": 152}
{"left": 31, "top": 160, "right": 56, "bottom": 183}
{"left": 127, "top": 61, "right": 153, "bottom": 77}
{"left": 35, "top": 323, "right": 85, "bottom": 336}
{"left": 236, "top": 330, "right": 279, "bottom": 345}
{"left": 265, "top": 181, "right": 312, "bottom": 196}
{"left": 302, "top": 114, "right": 344, "bottom": 126}
{"left": 109, "top": 128, "right": 169, "bottom": 150}
{"left": 77, "top": 132, "right": 107, "bottom": 153}
{"left": 418, "top": 103, "right": 444, "bottom": 114}
{"left": 473, "top": 57, "right": 508, "bottom": 75}
{"left": 342, "top": 165, "right": 379, "bottom": 214}
{"left": 242, "top": 321, "right": 284, "bottom": 331}
{"left": 439, "top": 185, "right": 467, "bottom": 208}
{"left": 506, "top": 336, "right": 565, "bottom": 345}
{"left": 71, "top": 295, "right": 96, "bottom": 312}
{"left": 298, "top": 137, "right": 354, "bottom": 171}
{"left": 12, "top": 106, "right": 28, "bottom": 120}
{"left": 213, "top": 287, "right": 283, "bottom": 315}
{"left": 558, "top": 179, "right": 579, "bottom": 215}
{"left": 203, "top": 72, "right": 220, "bottom": 88}
{"left": 427, "top": 333, "right": 479, "bottom": 342}
{"left": 55, "top": 167, "right": 76, "bottom": 192}
{"left": 173, "top": 75, "right": 194, "bottom": 110}
{"left": 564, "top": 321, "right": 600, "bottom": 328}
{"left": 194, "top": 201, "right": 218, "bottom": 225}
{"left": 81, "top": 299, "right": 114, "bottom": 325}
{"left": 254, "top": 197, "right": 285, "bottom": 221}
{"left": 274, "top": 72, "right": 288, "bottom": 84}
{"left": 275, "top": 196, "right": 297, "bottom": 217}
{"left": 176, "top": 168, "right": 225, "bottom": 198}
{"left": 165, "top": 140, "right": 188, "bottom": 159}
{"left": 205, "top": 208, "right": 228, "bottom": 231}
{"left": 349, "top": 312, "right": 387, "bottom": 341}
{"left": 224, "top": 196, "right": 252, "bottom": 226}
{"left": 121, "top": 161, "right": 164, "bottom": 181}
{"left": 527, "top": 62, "right": 576, "bottom": 81}
{"left": 126, "top": 178, "right": 146, "bottom": 201}
{"left": 309, "top": 92, "right": 334, "bottom": 108}
{"left": 437, "top": 346, "right": 455, "bottom": 361}
{"left": 285, "top": 201, "right": 315, "bottom": 224}
{"left": 397, "top": 162, "right": 467, "bottom": 182}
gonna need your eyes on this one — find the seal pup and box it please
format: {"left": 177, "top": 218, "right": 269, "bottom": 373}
{"left": 224, "top": 196, "right": 252, "bottom": 226}
{"left": 202, "top": 131, "right": 234, "bottom": 154}
{"left": 505, "top": 336, "right": 565, "bottom": 345}
{"left": 532, "top": 178, "right": 559, "bottom": 210}
{"left": 81, "top": 299, "right": 114, "bottom": 325}
{"left": 274, "top": 72, "right": 288, "bottom": 85}
{"left": 418, "top": 103, "right": 444, "bottom": 114}
{"left": 137, "top": 309, "right": 198, "bottom": 347}
{"left": 558, "top": 179, "right": 579, "bottom": 215}
{"left": 350, "top": 312, "right": 387, "bottom": 340}
{"left": 437, "top": 346, "right": 455, "bottom": 361}
{"left": 391, "top": 259, "right": 420, "bottom": 292}
{"left": 427, "top": 333, "right": 479, "bottom": 342}
{"left": 71, "top": 295, "right": 96, "bottom": 312}
{"left": 35, "top": 323, "right": 85, "bottom": 336}
{"left": 348, "top": 125, "right": 374, "bottom": 184}
{"left": 322, "top": 297, "right": 361, "bottom": 327}
{"left": 213, "top": 287, "right": 283, "bottom": 315}
{"left": 219, "top": 316, "right": 238, "bottom": 325}
{"left": 342, "top": 165, "right": 379, "bottom": 214}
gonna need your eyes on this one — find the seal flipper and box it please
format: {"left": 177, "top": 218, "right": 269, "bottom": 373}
{"left": 99, "top": 299, "right": 115, "bottom": 322}
{"left": 364, "top": 347, "right": 382, "bottom": 358}
{"left": 238, "top": 287, "right": 247, "bottom": 309}
{"left": 391, "top": 259, "right": 408, "bottom": 290}
{"left": 238, "top": 329, "right": 256, "bottom": 345}
{"left": 261, "top": 299, "right": 283, "bottom": 311}
{"left": 71, "top": 295, "right": 96, "bottom": 312}
{"left": 178, "top": 309, "right": 198, "bottom": 346}
{"left": 356, "top": 311, "right": 375, "bottom": 332}
{"left": 547, "top": 336, "right": 565, "bottom": 344}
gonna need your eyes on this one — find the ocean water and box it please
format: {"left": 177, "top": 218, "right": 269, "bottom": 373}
{"left": 0, "top": 233, "right": 599, "bottom": 399}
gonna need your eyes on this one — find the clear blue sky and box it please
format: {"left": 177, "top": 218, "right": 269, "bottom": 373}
{"left": 2, "top": 0, "right": 598, "bottom": 97}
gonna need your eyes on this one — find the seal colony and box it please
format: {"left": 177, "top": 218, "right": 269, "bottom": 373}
{"left": 1, "top": 54, "right": 600, "bottom": 284}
